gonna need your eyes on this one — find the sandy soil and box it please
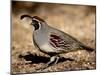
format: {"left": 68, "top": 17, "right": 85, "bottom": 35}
{"left": 11, "top": 1, "right": 96, "bottom": 74}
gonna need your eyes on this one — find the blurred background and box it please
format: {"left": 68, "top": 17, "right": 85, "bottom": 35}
{"left": 12, "top": 1, "right": 96, "bottom": 74}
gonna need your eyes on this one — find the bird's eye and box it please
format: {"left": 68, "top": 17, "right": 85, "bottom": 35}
{"left": 31, "top": 20, "right": 38, "bottom": 25}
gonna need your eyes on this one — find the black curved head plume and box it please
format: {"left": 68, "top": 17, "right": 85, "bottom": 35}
{"left": 20, "top": 15, "right": 32, "bottom": 20}
{"left": 20, "top": 15, "right": 44, "bottom": 22}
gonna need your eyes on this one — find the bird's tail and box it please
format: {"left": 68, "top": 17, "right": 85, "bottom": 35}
{"left": 82, "top": 45, "right": 95, "bottom": 52}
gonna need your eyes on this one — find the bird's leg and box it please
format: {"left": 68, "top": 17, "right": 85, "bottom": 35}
{"left": 54, "top": 56, "right": 60, "bottom": 64}
{"left": 42, "top": 56, "right": 57, "bottom": 69}
{"left": 36, "top": 55, "right": 59, "bottom": 71}
{"left": 47, "top": 56, "right": 57, "bottom": 65}
{"left": 37, "top": 55, "right": 59, "bottom": 71}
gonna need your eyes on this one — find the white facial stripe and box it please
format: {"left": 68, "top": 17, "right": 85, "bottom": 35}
{"left": 32, "top": 18, "right": 40, "bottom": 22}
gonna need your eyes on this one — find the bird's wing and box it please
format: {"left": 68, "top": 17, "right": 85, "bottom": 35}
{"left": 48, "top": 26, "right": 86, "bottom": 52}
{"left": 49, "top": 33, "right": 78, "bottom": 51}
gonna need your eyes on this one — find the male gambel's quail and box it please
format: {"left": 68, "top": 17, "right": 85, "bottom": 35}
{"left": 20, "top": 15, "right": 94, "bottom": 69}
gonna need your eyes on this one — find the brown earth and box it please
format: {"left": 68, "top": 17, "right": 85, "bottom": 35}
{"left": 11, "top": 1, "right": 96, "bottom": 74}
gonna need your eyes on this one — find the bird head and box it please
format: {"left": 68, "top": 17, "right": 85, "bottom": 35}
{"left": 20, "top": 15, "right": 45, "bottom": 31}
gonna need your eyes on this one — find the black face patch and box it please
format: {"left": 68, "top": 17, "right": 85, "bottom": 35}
{"left": 31, "top": 20, "right": 40, "bottom": 30}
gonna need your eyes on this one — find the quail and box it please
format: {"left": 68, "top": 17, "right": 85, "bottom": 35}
{"left": 20, "top": 15, "right": 94, "bottom": 70}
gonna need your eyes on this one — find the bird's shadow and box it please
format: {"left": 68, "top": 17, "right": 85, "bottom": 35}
{"left": 19, "top": 52, "right": 74, "bottom": 64}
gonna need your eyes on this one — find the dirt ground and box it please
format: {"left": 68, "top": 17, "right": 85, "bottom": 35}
{"left": 11, "top": 1, "right": 96, "bottom": 74}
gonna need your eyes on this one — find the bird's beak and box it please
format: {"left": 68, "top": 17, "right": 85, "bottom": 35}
{"left": 30, "top": 22, "right": 33, "bottom": 25}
